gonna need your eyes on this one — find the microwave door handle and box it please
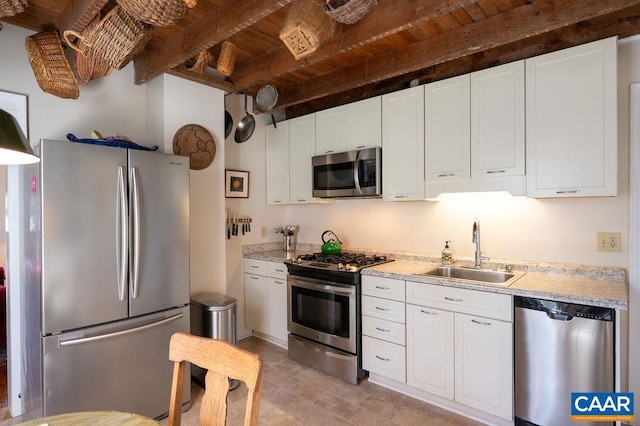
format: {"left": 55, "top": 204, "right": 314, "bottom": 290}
{"left": 353, "top": 150, "right": 362, "bottom": 194}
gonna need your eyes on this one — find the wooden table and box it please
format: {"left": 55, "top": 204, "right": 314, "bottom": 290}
{"left": 16, "top": 411, "right": 160, "bottom": 425}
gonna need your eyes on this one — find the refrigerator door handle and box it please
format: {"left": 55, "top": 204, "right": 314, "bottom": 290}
{"left": 59, "top": 313, "right": 184, "bottom": 347}
{"left": 117, "top": 166, "right": 128, "bottom": 301}
{"left": 131, "top": 167, "right": 141, "bottom": 299}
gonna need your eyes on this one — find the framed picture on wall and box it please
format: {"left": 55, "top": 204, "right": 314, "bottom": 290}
{"left": 225, "top": 169, "right": 249, "bottom": 198}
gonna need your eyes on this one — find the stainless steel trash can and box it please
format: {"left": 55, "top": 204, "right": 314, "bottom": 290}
{"left": 190, "top": 292, "right": 238, "bottom": 389}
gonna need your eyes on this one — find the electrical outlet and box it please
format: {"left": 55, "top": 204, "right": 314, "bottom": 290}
{"left": 596, "top": 232, "right": 622, "bottom": 252}
{"left": 261, "top": 225, "right": 267, "bottom": 238}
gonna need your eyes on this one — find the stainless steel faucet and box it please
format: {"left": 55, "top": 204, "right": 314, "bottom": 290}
{"left": 472, "top": 218, "right": 488, "bottom": 268}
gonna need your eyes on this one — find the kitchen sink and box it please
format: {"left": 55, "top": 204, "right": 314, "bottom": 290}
{"left": 414, "top": 266, "right": 524, "bottom": 286}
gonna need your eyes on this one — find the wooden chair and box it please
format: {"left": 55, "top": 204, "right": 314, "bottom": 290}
{"left": 167, "top": 332, "right": 264, "bottom": 426}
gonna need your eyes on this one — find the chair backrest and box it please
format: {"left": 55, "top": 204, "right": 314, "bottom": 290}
{"left": 167, "top": 332, "right": 264, "bottom": 426}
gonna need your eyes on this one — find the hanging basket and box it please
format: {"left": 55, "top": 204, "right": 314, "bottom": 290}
{"left": 323, "top": 0, "right": 377, "bottom": 25}
{"left": 185, "top": 49, "right": 212, "bottom": 74}
{"left": 216, "top": 40, "right": 236, "bottom": 77}
{"left": 279, "top": 0, "right": 335, "bottom": 60}
{"left": 0, "top": 0, "right": 27, "bottom": 18}
{"left": 75, "top": 15, "right": 113, "bottom": 84}
{"left": 116, "top": 0, "right": 197, "bottom": 27}
{"left": 63, "top": 5, "right": 153, "bottom": 70}
{"left": 25, "top": 31, "right": 80, "bottom": 99}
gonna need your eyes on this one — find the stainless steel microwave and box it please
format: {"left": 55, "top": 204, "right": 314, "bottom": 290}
{"left": 312, "top": 147, "right": 382, "bottom": 198}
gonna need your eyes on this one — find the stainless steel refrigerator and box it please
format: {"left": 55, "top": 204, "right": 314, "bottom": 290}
{"left": 9, "top": 139, "right": 190, "bottom": 419}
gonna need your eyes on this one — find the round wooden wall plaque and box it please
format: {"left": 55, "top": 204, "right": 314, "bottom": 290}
{"left": 173, "top": 124, "right": 217, "bottom": 170}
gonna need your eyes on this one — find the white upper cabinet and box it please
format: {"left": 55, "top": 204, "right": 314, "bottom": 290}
{"left": 425, "top": 75, "right": 471, "bottom": 182}
{"left": 315, "top": 105, "right": 347, "bottom": 154}
{"left": 471, "top": 60, "right": 525, "bottom": 178}
{"left": 346, "top": 96, "right": 382, "bottom": 150}
{"left": 266, "top": 121, "right": 290, "bottom": 205}
{"left": 315, "top": 97, "right": 382, "bottom": 154}
{"left": 382, "top": 86, "right": 425, "bottom": 201}
{"left": 526, "top": 37, "right": 618, "bottom": 198}
{"left": 289, "top": 115, "right": 316, "bottom": 204}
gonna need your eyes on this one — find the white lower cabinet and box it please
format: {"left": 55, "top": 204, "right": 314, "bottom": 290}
{"left": 406, "top": 304, "right": 454, "bottom": 399}
{"left": 361, "top": 276, "right": 406, "bottom": 382}
{"left": 244, "top": 259, "right": 288, "bottom": 343}
{"left": 405, "top": 280, "right": 514, "bottom": 421}
{"left": 454, "top": 313, "right": 513, "bottom": 420}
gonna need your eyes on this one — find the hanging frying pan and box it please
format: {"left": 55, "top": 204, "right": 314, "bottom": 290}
{"left": 256, "top": 84, "right": 279, "bottom": 128}
{"left": 234, "top": 94, "right": 255, "bottom": 143}
{"left": 224, "top": 95, "right": 233, "bottom": 139}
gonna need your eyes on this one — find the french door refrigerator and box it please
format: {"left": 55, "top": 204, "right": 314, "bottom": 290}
{"left": 12, "top": 139, "right": 190, "bottom": 419}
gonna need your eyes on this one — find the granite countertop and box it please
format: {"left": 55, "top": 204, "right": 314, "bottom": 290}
{"left": 243, "top": 245, "right": 628, "bottom": 310}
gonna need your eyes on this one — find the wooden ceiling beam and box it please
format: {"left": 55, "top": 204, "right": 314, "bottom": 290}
{"left": 133, "top": 0, "right": 292, "bottom": 86}
{"left": 277, "top": 0, "right": 640, "bottom": 109}
{"left": 56, "top": 0, "right": 109, "bottom": 33}
{"left": 231, "top": 0, "right": 481, "bottom": 90}
{"left": 287, "top": 4, "right": 640, "bottom": 118}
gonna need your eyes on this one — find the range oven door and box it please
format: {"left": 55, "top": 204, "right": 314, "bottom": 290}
{"left": 287, "top": 274, "right": 356, "bottom": 354}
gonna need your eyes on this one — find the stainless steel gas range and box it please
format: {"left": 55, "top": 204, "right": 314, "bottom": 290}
{"left": 285, "top": 252, "right": 393, "bottom": 384}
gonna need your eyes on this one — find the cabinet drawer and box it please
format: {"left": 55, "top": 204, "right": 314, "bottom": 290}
{"left": 244, "top": 258, "right": 266, "bottom": 275}
{"left": 362, "top": 315, "right": 406, "bottom": 345}
{"left": 362, "top": 276, "right": 405, "bottom": 301}
{"left": 406, "top": 281, "right": 512, "bottom": 322}
{"left": 267, "top": 261, "right": 287, "bottom": 279}
{"left": 362, "top": 295, "right": 405, "bottom": 323}
{"left": 362, "top": 336, "right": 406, "bottom": 383}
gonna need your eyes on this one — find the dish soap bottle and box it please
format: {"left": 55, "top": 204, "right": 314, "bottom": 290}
{"left": 441, "top": 241, "right": 453, "bottom": 265}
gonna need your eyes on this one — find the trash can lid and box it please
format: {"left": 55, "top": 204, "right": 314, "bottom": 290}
{"left": 191, "top": 292, "right": 237, "bottom": 311}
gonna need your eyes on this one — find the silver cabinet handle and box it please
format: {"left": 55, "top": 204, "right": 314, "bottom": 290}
{"left": 556, "top": 190, "right": 579, "bottom": 194}
{"left": 444, "top": 297, "right": 463, "bottom": 302}
{"left": 375, "top": 306, "right": 390, "bottom": 312}
{"left": 394, "top": 195, "right": 409, "bottom": 199}
{"left": 486, "top": 170, "right": 506, "bottom": 174}
{"left": 438, "top": 173, "right": 455, "bottom": 177}
{"left": 375, "top": 355, "right": 390, "bottom": 362}
{"left": 274, "top": 280, "right": 285, "bottom": 285}
{"left": 375, "top": 327, "right": 390, "bottom": 333}
{"left": 375, "top": 286, "right": 390, "bottom": 290}
{"left": 420, "top": 309, "right": 437, "bottom": 315}
{"left": 471, "top": 319, "right": 492, "bottom": 326}
{"left": 251, "top": 265, "right": 260, "bottom": 269}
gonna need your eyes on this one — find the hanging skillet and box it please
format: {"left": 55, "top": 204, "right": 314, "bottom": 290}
{"left": 256, "top": 84, "right": 279, "bottom": 128}
{"left": 234, "top": 94, "right": 255, "bottom": 143}
{"left": 224, "top": 95, "right": 233, "bottom": 139}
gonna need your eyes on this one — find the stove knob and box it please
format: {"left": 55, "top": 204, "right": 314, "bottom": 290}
{"left": 348, "top": 264, "right": 359, "bottom": 272}
{"left": 295, "top": 257, "right": 302, "bottom": 264}
{"left": 337, "top": 262, "right": 345, "bottom": 270}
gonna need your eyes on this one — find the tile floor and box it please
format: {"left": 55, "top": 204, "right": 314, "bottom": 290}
{"left": 161, "top": 336, "right": 484, "bottom": 426}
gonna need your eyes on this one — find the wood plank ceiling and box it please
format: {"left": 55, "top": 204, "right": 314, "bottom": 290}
{"left": 3, "top": 0, "right": 640, "bottom": 118}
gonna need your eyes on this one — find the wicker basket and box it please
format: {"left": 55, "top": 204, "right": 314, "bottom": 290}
{"left": 0, "top": 0, "right": 27, "bottom": 18}
{"left": 25, "top": 31, "right": 79, "bottom": 99}
{"left": 279, "top": 0, "right": 335, "bottom": 60}
{"left": 323, "top": 0, "right": 376, "bottom": 24}
{"left": 184, "top": 49, "right": 212, "bottom": 74}
{"left": 116, "top": 0, "right": 196, "bottom": 27}
{"left": 75, "top": 15, "right": 113, "bottom": 84}
{"left": 63, "top": 5, "right": 153, "bottom": 70}
{"left": 216, "top": 40, "right": 236, "bottom": 77}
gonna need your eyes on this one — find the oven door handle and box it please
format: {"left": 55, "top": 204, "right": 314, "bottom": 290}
{"left": 289, "top": 277, "right": 355, "bottom": 295}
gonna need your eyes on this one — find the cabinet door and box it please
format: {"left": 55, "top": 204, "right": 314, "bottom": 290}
{"left": 455, "top": 313, "right": 513, "bottom": 420}
{"left": 382, "top": 86, "right": 425, "bottom": 201}
{"left": 526, "top": 37, "right": 617, "bottom": 197}
{"left": 244, "top": 273, "right": 267, "bottom": 333}
{"left": 289, "top": 115, "right": 316, "bottom": 204}
{"left": 267, "top": 276, "right": 288, "bottom": 341}
{"left": 316, "top": 105, "right": 347, "bottom": 154}
{"left": 425, "top": 75, "right": 470, "bottom": 181}
{"left": 406, "top": 304, "right": 454, "bottom": 399}
{"left": 347, "top": 97, "right": 382, "bottom": 150}
{"left": 471, "top": 61, "right": 525, "bottom": 178}
{"left": 362, "top": 336, "right": 406, "bottom": 383}
{"left": 266, "top": 121, "right": 290, "bottom": 204}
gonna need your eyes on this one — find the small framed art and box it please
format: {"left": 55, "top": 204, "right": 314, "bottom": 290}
{"left": 225, "top": 169, "right": 249, "bottom": 198}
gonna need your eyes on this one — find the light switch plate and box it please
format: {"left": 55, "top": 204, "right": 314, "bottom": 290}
{"left": 596, "top": 232, "right": 622, "bottom": 252}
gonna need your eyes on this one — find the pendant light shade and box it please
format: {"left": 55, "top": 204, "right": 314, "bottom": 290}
{"left": 0, "top": 109, "right": 39, "bottom": 164}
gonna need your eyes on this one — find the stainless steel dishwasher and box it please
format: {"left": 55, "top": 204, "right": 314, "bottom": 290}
{"left": 514, "top": 296, "right": 615, "bottom": 426}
